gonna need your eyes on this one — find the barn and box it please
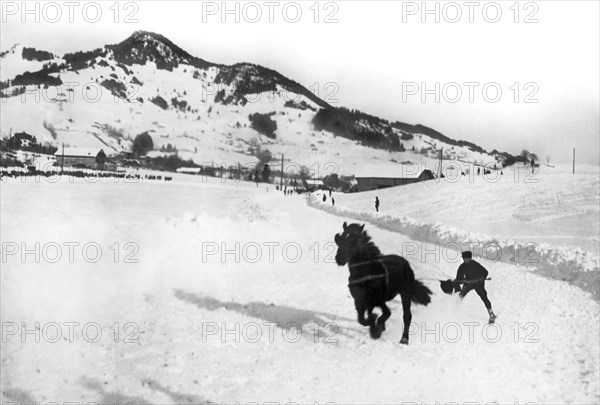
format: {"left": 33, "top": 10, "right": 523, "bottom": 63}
{"left": 176, "top": 167, "right": 202, "bottom": 175}
{"left": 303, "top": 179, "right": 325, "bottom": 191}
{"left": 55, "top": 148, "right": 107, "bottom": 169}
{"left": 354, "top": 163, "right": 435, "bottom": 192}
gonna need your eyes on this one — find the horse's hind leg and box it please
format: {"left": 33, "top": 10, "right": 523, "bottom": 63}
{"left": 400, "top": 294, "right": 412, "bottom": 344}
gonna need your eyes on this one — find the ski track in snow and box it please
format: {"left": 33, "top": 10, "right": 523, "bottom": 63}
{"left": 1, "top": 174, "right": 599, "bottom": 404}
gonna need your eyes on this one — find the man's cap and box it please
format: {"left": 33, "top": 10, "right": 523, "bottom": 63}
{"left": 461, "top": 251, "right": 473, "bottom": 259}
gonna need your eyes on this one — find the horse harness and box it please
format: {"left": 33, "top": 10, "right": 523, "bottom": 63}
{"left": 347, "top": 257, "right": 390, "bottom": 287}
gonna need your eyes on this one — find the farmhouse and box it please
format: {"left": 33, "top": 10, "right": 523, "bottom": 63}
{"left": 354, "top": 163, "right": 435, "bottom": 192}
{"left": 55, "top": 148, "right": 106, "bottom": 169}
{"left": 8, "top": 132, "right": 37, "bottom": 148}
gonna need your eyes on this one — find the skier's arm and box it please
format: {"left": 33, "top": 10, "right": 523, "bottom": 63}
{"left": 452, "top": 265, "right": 465, "bottom": 292}
{"left": 455, "top": 264, "right": 465, "bottom": 282}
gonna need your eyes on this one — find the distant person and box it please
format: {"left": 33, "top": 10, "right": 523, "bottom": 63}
{"left": 329, "top": 190, "right": 332, "bottom": 197}
{"left": 322, "top": 194, "right": 326, "bottom": 202}
{"left": 453, "top": 251, "right": 496, "bottom": 323}
{"left": 332, "top": 197, "right": 335, "bottom": 206}
{"left": 477, "top": 167, "right": 481, "bottom": 175}
{"left": 375, "top": 196, "right": 380, "bottom": 212}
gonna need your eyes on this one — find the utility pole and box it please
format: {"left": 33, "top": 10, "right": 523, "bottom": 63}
{"left": 438, "top": 147, "right": 443, "bottom": 178}
{"left": 61, "top": 143, "right": 64, "bottom": 172}
{"left": 573, "top": 148, "right": 575, "bottom": 174}
{"left": 280, "top": 154, "right": 284, "bottom": 189}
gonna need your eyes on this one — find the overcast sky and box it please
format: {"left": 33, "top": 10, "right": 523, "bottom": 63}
{"left": 2, "top": 0, "right": 598, "bottom": 164}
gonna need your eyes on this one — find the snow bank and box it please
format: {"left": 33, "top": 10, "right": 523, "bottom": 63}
{"left": 309, "top": 187, "right": 600, "bottom": 300}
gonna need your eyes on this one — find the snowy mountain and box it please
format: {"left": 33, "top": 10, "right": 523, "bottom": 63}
{"left": 1, "top": 31, "right": 515, "bottom": 174}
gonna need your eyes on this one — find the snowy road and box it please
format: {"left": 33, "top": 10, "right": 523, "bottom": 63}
{"left": 1, "top": 175, "right": 599, "bottom": 404}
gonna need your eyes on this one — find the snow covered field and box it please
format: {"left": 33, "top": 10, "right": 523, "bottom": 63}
{"left": 1, "top": 172, "right": 599, "bottom": 404}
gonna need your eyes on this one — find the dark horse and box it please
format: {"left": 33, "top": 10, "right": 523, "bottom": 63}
{"left": 334, "top": 222, "right": 432, "bottom": 344}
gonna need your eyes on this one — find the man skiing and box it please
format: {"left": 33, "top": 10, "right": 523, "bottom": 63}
{"left": 453, "top": 251, "right": 496, "bottom": 323}
{"left": 375, "top": 196, "right": 380, "bottom": 212}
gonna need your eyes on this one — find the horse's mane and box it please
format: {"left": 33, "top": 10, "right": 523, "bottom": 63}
{"left": 355, "top": 230, "right": 382, "bottom": 259}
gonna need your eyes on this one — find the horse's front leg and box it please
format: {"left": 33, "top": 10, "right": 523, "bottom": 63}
{"left": 367, "top": 306, "right": 377, "bottom": 326}
{"left": 367, "top": 305, "right": 383, "bottom": 339}
{"left": 355, "top": 303, "right": 371, "bottom": 327}
{"left": 376, "top": 302, "right": 391, "bottom": 332}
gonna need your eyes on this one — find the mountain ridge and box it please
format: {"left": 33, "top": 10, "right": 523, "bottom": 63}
{"left": 0, "top": 31, "right": 525, "bottom": 173}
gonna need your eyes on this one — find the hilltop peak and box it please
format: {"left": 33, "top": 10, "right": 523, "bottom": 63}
{"left": 106, "top": 30, "right": 204, "bottom": 71}
{"left": 127, "top": 30, "right": 183, "bottom": 51}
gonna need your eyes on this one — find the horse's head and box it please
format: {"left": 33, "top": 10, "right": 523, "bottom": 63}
{"left": 334, "top": 221, "right": 366, "bottom": 266}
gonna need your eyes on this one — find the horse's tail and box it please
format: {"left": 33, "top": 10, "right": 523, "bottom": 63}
{"left": 411, "top": 278, "right": 432, "bottom": 306}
